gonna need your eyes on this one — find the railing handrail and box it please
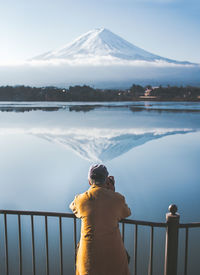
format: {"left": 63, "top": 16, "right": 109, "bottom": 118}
{"left": 1, "top": 209, "right": 200, "bottom": 229}
{"left": 121, "top": 218, "right": 166, "bottom": 227}
{"left": 0, "top": 209, "right": 166, "bottom": 227}
{"left": 179, "top": 222, "right": 200, "bottom": 228}
{"left": 0, "top": 209, "right": 75, "bottom": 218}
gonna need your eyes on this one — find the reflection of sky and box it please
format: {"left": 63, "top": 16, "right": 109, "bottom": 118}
{"left": 0, "top": 102, "right": 200, "bottom": 223}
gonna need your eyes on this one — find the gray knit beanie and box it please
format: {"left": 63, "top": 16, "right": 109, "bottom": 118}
{"left": 88, "top": 164, "right": 109, "bottom": 183}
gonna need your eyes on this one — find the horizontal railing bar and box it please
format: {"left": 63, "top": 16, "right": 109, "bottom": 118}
{"left": 0, "top": 210, "right": 168, "bottom": 227}
{"left": 0, "top": 210, "right": 75, "bottom": 218}
{"left": 179, "top": 223, "right": 200, "bottom": 228}
{"left": 120, "top": 218, "right": 167, "bottom": 227}
{"left": 3, "top": 209, "right": 200, "bottom": 228}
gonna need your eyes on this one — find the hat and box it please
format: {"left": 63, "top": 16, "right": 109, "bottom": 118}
{"left": 88, "top": 164, "right": 109, "bottom": 183}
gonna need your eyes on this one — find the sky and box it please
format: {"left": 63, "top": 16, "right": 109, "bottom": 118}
{"left": 0, "top": 0, "right": 199, "bottom": 64}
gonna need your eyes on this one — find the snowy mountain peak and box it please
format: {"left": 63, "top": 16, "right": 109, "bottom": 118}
{"left": 33, "top": 28, "right": 191, "bottom": 65}
{"left": 90, "top": 27, "right": 107, "bottom": 33}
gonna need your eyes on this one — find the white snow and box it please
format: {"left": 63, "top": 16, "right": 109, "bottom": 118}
{"left": 33, "top": 28, "right": 190, "bottom": 65}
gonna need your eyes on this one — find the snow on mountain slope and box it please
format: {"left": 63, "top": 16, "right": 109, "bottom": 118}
{"left": 33, "top": 28, "right": 191, "bottom": 65}
{"left": 32, "top": 128, "right": 194, "bottom": 162}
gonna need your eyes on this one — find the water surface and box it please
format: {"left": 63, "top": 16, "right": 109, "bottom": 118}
{"left": 0, "top": 101, "right": 200, "bottom": 274}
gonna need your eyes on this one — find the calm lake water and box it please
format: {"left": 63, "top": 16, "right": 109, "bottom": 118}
{"left": 0, "top": 101, "right": 200, "bottom": 275}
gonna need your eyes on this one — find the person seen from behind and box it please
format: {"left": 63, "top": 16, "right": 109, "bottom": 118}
{"left": 69, "top": 164, "right": 131, "bottom": 275}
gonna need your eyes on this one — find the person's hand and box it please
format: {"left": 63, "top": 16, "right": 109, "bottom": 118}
{"left": 106, "top": 176, "right": 115, "bottom": 191}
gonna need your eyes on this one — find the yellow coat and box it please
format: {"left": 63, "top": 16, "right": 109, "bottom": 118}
{"left": 70, "top": 184, "right": 131, "bottom": 275}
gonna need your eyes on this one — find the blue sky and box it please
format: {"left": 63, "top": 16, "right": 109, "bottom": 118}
{"left": 0, "top": 0, "right": 199, "bottom": 64}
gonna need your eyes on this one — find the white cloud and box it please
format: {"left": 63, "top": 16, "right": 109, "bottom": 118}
{"left": 0, "top": 58, "right": 199, "bottom": 87}
{"left": 0, "top": 57, "right": 196, "bottom": 68}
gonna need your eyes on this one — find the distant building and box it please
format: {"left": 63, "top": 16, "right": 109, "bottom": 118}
{"left": 139, "top": 87, "right": 158, "bottom": 99}
{"left": 144, "top": 86, "right": 159, "bottom": 97}
{"left": 145, "top": 88, "right": 152, "bottom": 96}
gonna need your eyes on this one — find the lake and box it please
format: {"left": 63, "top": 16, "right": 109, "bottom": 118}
{"left": 0, "top": 101, "right": 200, "bottom": 275}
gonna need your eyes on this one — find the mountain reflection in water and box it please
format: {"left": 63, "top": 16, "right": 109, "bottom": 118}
{"left": 0, "top": 127, "right": 192, "bottom": 162}
{"left": 34, "top": 128, "right": 194, "bottom": 162}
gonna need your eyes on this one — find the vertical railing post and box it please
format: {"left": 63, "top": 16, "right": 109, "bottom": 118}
{"left": 164, "top": 204, "right": 180, "bottom": 275}
{"left": 74, "top": 217, "right": 77, "bottom": 272}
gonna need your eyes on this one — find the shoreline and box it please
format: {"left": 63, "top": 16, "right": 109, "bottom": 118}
{"left": 0, "top": 85, "right": 200, "bottom": 102}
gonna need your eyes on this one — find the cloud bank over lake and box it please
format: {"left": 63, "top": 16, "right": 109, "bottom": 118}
{"left": 0, "top": 62, "right": 199, "bottom": 88}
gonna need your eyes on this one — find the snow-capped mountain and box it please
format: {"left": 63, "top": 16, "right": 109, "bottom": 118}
{"left": 1, "top": 28, "right": 198, "bottom": 88}
{"left": 32, "top": 128, "right": 194, "bottom": 162}
{"left": 33, "top": 28, "right": 190, "bottom": 65}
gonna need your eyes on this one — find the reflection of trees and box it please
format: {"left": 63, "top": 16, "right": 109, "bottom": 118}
{"left": 0, "top": 107, "right": 60, "bottom": 113}
{"left": 129, "top": 107, "right": 200, "bottom": 113}
{"left": 69, "top": 105, "right": 96, "bottom": 112}
{"left": 150, "top": 85, "right": 200, "bottom": 100}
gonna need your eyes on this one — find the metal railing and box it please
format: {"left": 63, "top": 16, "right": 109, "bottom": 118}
{"left": 0, "top": 210, "right": 77, "bottom": 275}
{"left": 0, "top": 205, "right": 200, "bottom": 275}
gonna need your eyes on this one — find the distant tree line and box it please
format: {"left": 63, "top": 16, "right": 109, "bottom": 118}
{"left": 0, "top": 84, "right": 199, "bottom": 101}
{"left": 149, "top": 85, "right": 200, "bottom": 100}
